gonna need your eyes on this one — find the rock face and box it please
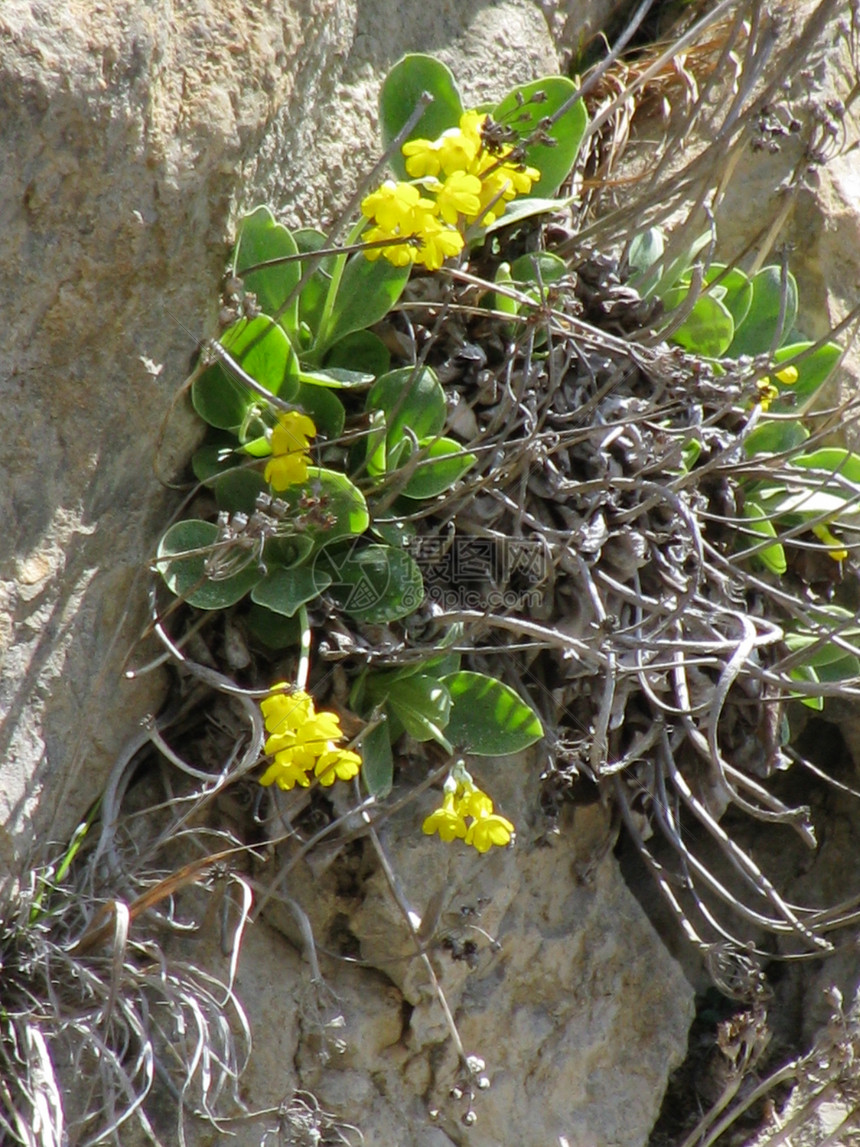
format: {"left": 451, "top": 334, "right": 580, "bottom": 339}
{"left": 1, "top": 2, "right": 695, "bottom": 1146}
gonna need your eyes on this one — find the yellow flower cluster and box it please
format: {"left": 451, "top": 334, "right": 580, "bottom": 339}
{"left": 259, "top": 685, "right": 362, "bottom": 790}
{"left": 423, "top": 774, "right": 514, "bottom": 853}
{"left": 756, "top": 364, "right": 799, "bottom": 412}
{"left": 264, "top": 411, "right": 316, "bottom": 491}
{"left": 361, "top": 110, "right": 540, "bottom": 271}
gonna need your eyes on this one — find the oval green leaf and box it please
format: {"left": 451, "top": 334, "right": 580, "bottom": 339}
{"left": 491, "top": 76, "right": 588, "bottom": 197}
{"left": 741, "top": 501, "right": 787, "bottom": 575}
{"left": 770, "top": 341, "right": 842, "bottom": 412}
{"left": 317, "top": 252, "right": 410, "bottom": 353}
{"left": 385, "top": 674, "right": 452, "bottom": 743}
{"left": 727, "top": 265, "right": 798, "bottom": 357}
{"left": 325, "top": 330, "right": 391, "bottom": 379}
{"left": 294, "top": 382, "right": 345, "bottom": 440}
{"left": 793, "top": 447, "right": 860, "bottom": 484}
{"left": 365, "top": 366, "right": 447, "bottom": 475}
{"left": 664, "top": 287, "right": 734, "bottom": 357}
{"left": 744, "top": 420, "right": 809, "bottom": 458}
{"left": 192, "top": 316, "right": 299, "bottom": 430}
{"left": 360, "top": 720, "right": 394, "bottom": 799}
{"left": 294, "top": 227, "right": 335, "bottom": 340}
{"left": 380, "top": 54, "right": 464, "bottom": 180}
{"left": 402, "top": 437, "right": 477, "bottom": 499}
{"left": 251, "top": 565, "right": 331, "bottom": 617}
{"left": 246, "top": 603, "right": 301, "bottom": 648}
{"left": 319, "top": 542, "right": 424, "bottom": 622}
{"left": 704, "top": 264, "right": 752, "bottom": 331}
{"left": 156, "top": 519, "right": 261, "bottom": 609}
{"left": 233, "top": 206, "right": 301, "bottom": 340}
{"left": 441, "top": 671, "right": 543, "bottom": 755}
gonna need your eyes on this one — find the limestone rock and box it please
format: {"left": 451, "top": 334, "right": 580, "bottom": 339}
{"left": 259, "top": 765, "right": 693, "bottom": 1147}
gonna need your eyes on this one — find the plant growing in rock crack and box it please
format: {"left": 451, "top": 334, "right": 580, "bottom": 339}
{"left": 18, "top": 9, "right": 860, "bottom": 1144}
{"left": 150, "top": 35, "right": 860, "bottom": 1139}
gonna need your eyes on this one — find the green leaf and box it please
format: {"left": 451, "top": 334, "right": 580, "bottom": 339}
{"left": 509, "top": 251, "right": 568, "bottom": 286}
{"left": 490, "top": 76, "right": 588, "bottom": 197}
{"left": 209, "top": 469, "right": 268, "bottom": 515}
{"left": 679, "top": 438, "right": 702, "bottom": 473}
{"left": 401, "top": 437, "right": 477, "bottom": 499}
{"left": 627, "top": 228, "right": 665, "bottom": 281}
{"left": 789, "top": 664, "right": 824, "bottom": 711}
{"left": 493, "top": 261, "right": 519, "bottom": 321}
{"left": 294, "top": 382, "right": 345, "bottom": 440}
{"left": 703, "top": 264, "right": 753, "bottom": 331}
{"left": 316, "top": 252, "right": 410, "bottom": 354}
{"left": 156, "top": 519, "right": 261, "bottom": 609}
{"left": 251, "top": 565, "right": 331, "bottom": 617}
{"left": 385, "top": 674, "right": 452, "bottom": 743}
{"left": 246, "top": 603, "right": 301, "bottom": 648}
{"left": 370, "top": 507, "right": 416, "bottom": 549}
{"left": 792, "top": 447, "right": 860, "bottom": 484}
{"left": 744, "top": 420, "right": 809, "bottom": 457}
{"left": 233, "top": 206, "right": 301, "bottom": 340}
{"left": 815, "top": 653, "right": 860, "bottom": 683}
{"left": 663, "top": 286, "right": 734, "bottom": 357}
{"left": 441, "top": 671, "right": 543, "bottom": 755}
{"left": 769, "top": 341, "right": 842, "bottom": 412}
{"left": 294, "top": 227, "right": 335, "bottom": 340}
{"left": 483, "top": 195, "right": 573, "bottom": 235}
{"left": 727, "top": 265, "right": 798, "bottom": 357}
{"left": 379, "top": 54, "right": 464, "bottom": 180}
{"left": 646, "top": 231, "right": 712, "bottom": 299}
{"left": 360, "top": 720, "right": 394, "bottom": 799}
{"left": 262, "top": 532, "right": 315, "bottom": 570}
{"left": 192, "top": 316, "right": 299, "bottom": 430}
{"left": 758, "top": 487, "right": 857, "bottom": 519}
{"left": 298, "top": 366, "right": 375, "bottom": 390}
{"left": 785, "top": 627, "right": 860, "bottom": 670}
{"left": 741, "top": 501, "right": 787, "bottom": 575}
{"left": 274, "top": 467, "right": 369, "bottom": 545}
{"left": 318, "top": 542, "right": 424, "bottom": 622}
{"left": 192, "top": 442, "right": 240, "bottom": 482}
{"left": 325, "top": 330, "right": 391, "bottom": 379}
{"left": 365, "top": 366, "right": 447, "bottom": 475}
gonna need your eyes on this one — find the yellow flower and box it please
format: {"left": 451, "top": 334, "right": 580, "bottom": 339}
{"left": 465, "top": 804, "right": 515, "bottom": 853}
{"left": 364, "top": 108, "right": 543, "bottom": 270}
{"left": 756, "top": 364, "right": 799, "bottom": 412}
{"left": 469, "top": 154, "right": 540, "bottom": 226}
{"left": 413, "top": 216, "right": 465, "bottom": 271}
{"left": 402, "top": 137, "right": 445, "bottom": 179}
{"left": 432, "top": 171, "right": 483, "bottom": 225}
{"left": 315, "top": 746, "right": 363, "bottom": 786}
{"left": 362, "top": 225, "right": 418, "bottom": 267}
{"left": 360, "top": 180, "right": 453, "bottom": 270}
{"left": 812, "top": 523, "right": 848, "bottom": 562}
{"left": 403, "top": 112, "right": 486, "bottom": 179}
{"left": 423, "top": 775, "right": 514, "bottom": 851}
{"left": 264, "top": 411, "right": 316, "bottom": 491}
{"left": 422, "top": 792, "right": 469, "bottom": 842}
{"left": 775, "top": 365, "right": 799, "bottom": 386}
{"left": 258, "top": 686, "right": 363, "bottom": 790}
{"left": 361, "top": 180, "right": 436, "bottom": 232}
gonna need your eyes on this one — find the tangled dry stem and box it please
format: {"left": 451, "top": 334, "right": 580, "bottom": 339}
{"left": 6, "top": 3, "right": 860, "bottom": 1145}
